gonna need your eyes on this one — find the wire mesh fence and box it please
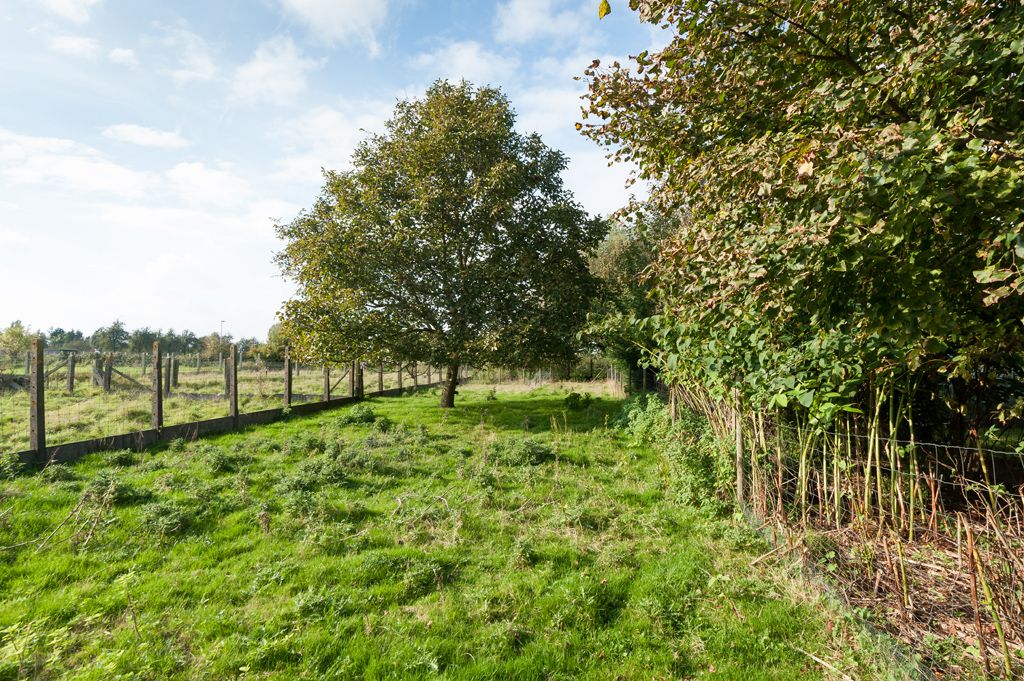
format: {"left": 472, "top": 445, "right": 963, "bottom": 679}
{"left": 676, "top": 386, "right": 1024, "bottom": 678}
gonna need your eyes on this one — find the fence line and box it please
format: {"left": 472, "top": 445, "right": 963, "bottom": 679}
{"left": 9, "top": 339, "right": 461, "bottom": 468}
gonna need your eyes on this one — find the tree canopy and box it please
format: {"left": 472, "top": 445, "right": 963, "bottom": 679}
{"left": 277, "top": 80, "right": 606, "bottom": 407}
{"left": 584, "top": 0, "right": 1024, "bottom": 434}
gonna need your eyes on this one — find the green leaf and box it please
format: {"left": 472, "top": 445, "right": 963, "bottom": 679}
{"left": 598, "top": 0, "right": 611, "bottom": 19}
{"left": 798, "top": 391, "right": 815, "bottom": 408}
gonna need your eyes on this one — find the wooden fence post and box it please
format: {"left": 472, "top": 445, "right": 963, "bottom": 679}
{"left": 102, "top": 354, "right": 113, "bottom": 392}
{"left": 29, "top": 338, "right": 45, "bottom": 463}
{"left": 378, "top": 363, "right": 384, "bottom": 392}
{"left": 734, "top": 388, "right": 745, "bottom": 508}
{"left": 172, "top": 357, "right": 179, "bottom": 387}
{"left": 151, "top": 341, "right": 162, "bottom": 430}
{"left": 92, "top": 355, "right": 102, "bottom": 386}
{"left": 228, "top": 344, "right": 239, "bottom": 424}
{"left": 24, "top": 350, "right": 31, "bottom": 377}
{"left": 323, "top": 365, "right": 330, "bottom": 401}
{"left": 348, "top": 361, "right": 355, "bottom": 397}
{"left": 164, "top": 355, "right": 172, "bottom": 397}
{"left": 413, "top": 362, "right": 419, "bottom": 388}
{"left": 141, "top": 352, "right": 146, "bottom": 376}
{"left": 397, "top": 363, "right": 404, "bottom": 391}
{"left": 427, "top": 366, "right": 432, "bottom": 384}
{"left": 284, "top": 347, "right": 293, "bottom": 408}
{"left": 357, "top": 361, "right": 364, "bottom": 398}
{"left": 66, "top": 352, "right": 76, "bottom": 394}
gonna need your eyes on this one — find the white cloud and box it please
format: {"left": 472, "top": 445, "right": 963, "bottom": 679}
{"left": 495, "top": 0, "right": 590, "bottom": 44}
{"left": 271, "top": 101, "right": 392, "bottom": 186}
{"left": 107, "top": 47, "right": 138, "bottom": 67}
{"left": 102, "top": 124, "right": 188, "bottom": 149}
{"left": 411, "top": 41, "right": 519, "bottom": 85}
{"left": 157, "top": 23, "right": 216, "bottom": 84}
{"left": 231, "top": 36, "right": 322, "bottom": 105}
{"left": 0, "top": 226, "right": 29, "bottom": 249}
{"left": 165, "top": 162, "right": 253, "bottom": 207}
{"left": 561, "top": 147, "right": 641, "bottom": 217}
{"left": 277, "top": 0, "right": 388, "bottom": 54}
{"left": 48, "top": 35, "right": 100, "bottom": 58}
{"left": 39, "top": 0, "right": 101, "bottom": 23}
{"left": 0, "top": 129, "right": 154, "bottom": 198}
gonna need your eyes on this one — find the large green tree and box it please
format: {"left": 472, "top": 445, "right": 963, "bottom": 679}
{"left": 584, "top": 1, "right": 1024, "bottom": 434}
{"left": 277, "top": 80, "right": 605, "bottom": 407}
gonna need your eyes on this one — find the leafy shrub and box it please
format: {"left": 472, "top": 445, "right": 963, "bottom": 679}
{"left": 485, "top": 387, "right": 497, "bottom": 401}
{"left": 372, "top": 416, "right": 393, "bottom": 433}
{"left": 616, "top": 395, "right": 730, "bottom": 512}
{"left": 489, "top": 437, "right": 553, "bottom": 466}
{"left": 616, "top": 393, "right": 670, "bottom": 444}
{"left": 563, "top": 391, "right": 593, "bottom": 411}
{"left": 338, "top": 404, "right": 377, "bottom": 425}
{"left": 167, "top": 438, "right": 187, "bottom": 453}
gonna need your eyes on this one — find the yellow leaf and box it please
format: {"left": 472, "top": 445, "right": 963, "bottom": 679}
{"left": 598, "top": 0, "right": 611, "bottom": 19}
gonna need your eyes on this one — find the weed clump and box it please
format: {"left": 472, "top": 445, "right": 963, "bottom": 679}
{"left": 139, "top": 500, "right": 197, "bottom": 537}
{"left": 279, "top": 455, "right": 347, "bottom": 494}
{"left": 283, "top": 432, "right": 326, "bottom": 457}
{"left": 338, "top": 404, "right": 377, "bottom": 425}
{"left": 490, "top": 437, "right": 553, "bottom": 466}
{"left": 206, "top": 449, "right": 248, "bottom": 474}
{"left": 83, "top": 472, "right": 144, "bottom": 506}
{"left": 0, "top": 454, "right": 22, "bottom": 480}
{"left": 108, "top": 450, "right": 137, "bottom": 467}
{"left": 41, "top": 464, "right": 75, "bottom": 482}
{"left": 563, "top": 391, "right": 593, "bottom": 410}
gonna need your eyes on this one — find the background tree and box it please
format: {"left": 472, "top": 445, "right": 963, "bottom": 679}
{"left": 0, "top": 321, "right": 33, "bottom": 362}
{"left": 277, "top": 80, "right": 606, "bottom": 407}
{"left": 586, "top": 207, "right": 675, "bottom": 389}
{"left": 200, "top": 333, "right": 233, "bottom": 360}
{"left": 46, "top": 327, "right": 87, "bottom": 351}
{"left": 89, "top": 321, "right": 129, "bottom": 352}
{"left": 255, "top": 323, "right": 288, "bottom": 362}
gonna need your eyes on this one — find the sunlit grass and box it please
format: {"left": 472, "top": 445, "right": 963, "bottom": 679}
{"left": 0, "top": 387, "right": 907, "bottom": 679}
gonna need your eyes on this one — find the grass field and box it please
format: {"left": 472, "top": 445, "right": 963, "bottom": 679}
{"left": 0, "top": 386, "right": 909, "bottom": 679}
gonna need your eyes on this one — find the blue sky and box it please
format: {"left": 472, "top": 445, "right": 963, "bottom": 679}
{"left": 0, "top": 0, "right": 657, "bottom": 339}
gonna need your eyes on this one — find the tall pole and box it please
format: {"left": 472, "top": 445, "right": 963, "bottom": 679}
{"left": 29, "top": 337, "right": 45, "bottom": 463}
{"left": 284, "top": 346, "right": 293, "bottom": 408}
{"left": 228, "top": 344, "right": 239, "bottom": 424}
{"left": 151, "top": 341, "right": 162, "bottom": 430}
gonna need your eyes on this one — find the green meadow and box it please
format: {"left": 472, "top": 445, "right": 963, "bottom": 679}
{"left": 0, "top": 386, "right": 907, "bottom": 679}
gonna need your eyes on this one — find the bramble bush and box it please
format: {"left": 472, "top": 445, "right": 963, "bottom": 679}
{"left": 617, "top": 394, "right": 731, "bottom": 513}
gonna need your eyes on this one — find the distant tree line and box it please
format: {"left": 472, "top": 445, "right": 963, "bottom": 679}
{"left": 0, "top": 320, "right": 288, "bottom": 363}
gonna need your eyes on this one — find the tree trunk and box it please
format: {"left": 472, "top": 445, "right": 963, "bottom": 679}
{"left": 440, "top": 363, "right": 460, "bottom": 408}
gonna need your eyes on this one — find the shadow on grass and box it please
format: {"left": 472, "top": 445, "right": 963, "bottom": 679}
{"left": 435, "top": 395, "right": 622, "bottom": 435}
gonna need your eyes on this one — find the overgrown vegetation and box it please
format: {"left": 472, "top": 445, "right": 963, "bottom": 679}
{"left": 0, "top": 388, "right": 907, "bottom": 679}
